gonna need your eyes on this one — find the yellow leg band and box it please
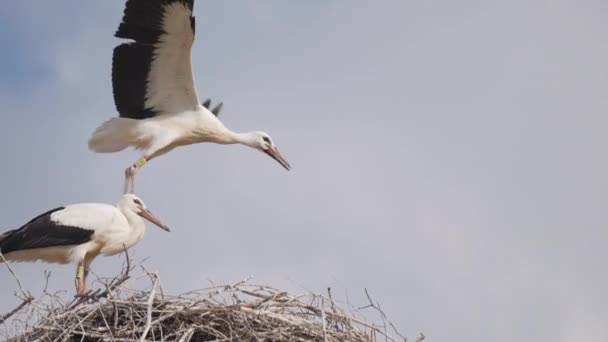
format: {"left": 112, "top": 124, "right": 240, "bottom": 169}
{"left": 134, "top": 157, "right": 147, "bottom": 168}
{"left": 76, "top": 265, "right": 84, "bottom": 279}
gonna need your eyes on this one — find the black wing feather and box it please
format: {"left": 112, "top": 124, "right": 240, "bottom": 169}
{"left": 211, "top": 102, "right": 223, "bottom": 116}
{"left": 112, "top": 44, "right": 158, "bottom": 119}
{"left": 0, "top": 207, "right": 94, "bottom": 255}
{"left": 112, "top": 0, "right": 196, "bottom": 120}
{"left": 115, "top": 0, "right": 194, "bottom": 42}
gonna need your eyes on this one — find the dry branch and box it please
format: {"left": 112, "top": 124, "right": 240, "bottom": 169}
{"left": 0, "top": 252, "right": 34, "bottom": 325}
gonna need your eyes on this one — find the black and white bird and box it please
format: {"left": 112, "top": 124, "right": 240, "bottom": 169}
{"left": 0, "top": 194, "right": 169, "bottom": 296}
{"left": 88, "top": 0, "right": 291, "bottom": 193}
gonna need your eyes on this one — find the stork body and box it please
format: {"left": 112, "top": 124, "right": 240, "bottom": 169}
{"left": 88, "top": 0, "right": 290, "bottom": 193}
{"left": 0, "top": 194, "right": 169, "bottom": 296}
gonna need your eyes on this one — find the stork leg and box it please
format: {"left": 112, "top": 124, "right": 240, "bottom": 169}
{"left": 124, "top": 166, "right": 136, "bottom": 194}
{"left": 82, "top": 267, "right": 90, "bottom": 294}
{"left": 124, "top": 156, "right": 147, "bottom": 194}
{"left": 81, "top": 255, "right": 94, "bottom": 295}
{"left": 75, "top": 261, "right": 86, "bottom": 297}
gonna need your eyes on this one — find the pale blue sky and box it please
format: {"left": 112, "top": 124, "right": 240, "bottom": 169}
{"left": 1, "top": 1, "right": 607, "bottom": 341}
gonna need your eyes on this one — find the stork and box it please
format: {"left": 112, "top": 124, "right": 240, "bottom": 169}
{"left": 0, "top": 194, "right": 169, "bottom": 296}
{"left": 88, "top": 0, "right": 291, "bottom": 193}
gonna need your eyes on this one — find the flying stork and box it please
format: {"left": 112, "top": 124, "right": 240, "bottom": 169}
{"left": 88, "top": 0, "right": 291, "bottom": 193}
{"left": 0, "top": 194, "right": 169, "bottom": 296}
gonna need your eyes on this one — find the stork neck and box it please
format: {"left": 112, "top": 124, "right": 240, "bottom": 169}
{"left": 121, "top": 208, "right": 144, "bottom": 230}
{"left": 229, "top": 132, "right": 257, "bottom": 147}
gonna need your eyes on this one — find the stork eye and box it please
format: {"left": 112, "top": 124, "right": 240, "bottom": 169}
{"left": 134, "top": 199, "right": 142, "bottom": 206}
{"left": 262, "top": 136, "right": 271, "bottom": 143}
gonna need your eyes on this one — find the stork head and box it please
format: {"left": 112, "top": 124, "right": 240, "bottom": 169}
{"left": 119, "top": 194, "right": 170, "bottom": 232}
{"left": 243, "top": 131, "right": 291, "bottom": 171}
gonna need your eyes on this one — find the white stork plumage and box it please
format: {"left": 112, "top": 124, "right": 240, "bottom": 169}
{"left": 88, "top": 0, "right": 291, "bottom": 193}
{"left": 0, "top": 194, "right": 169, "bottom": 296}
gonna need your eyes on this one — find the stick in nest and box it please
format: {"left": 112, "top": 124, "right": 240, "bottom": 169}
{"left": 139, "top": 271, "right": 160, "bottom": 342}
{"left": 0, "top": 252, "right": 34, "bottom": 325}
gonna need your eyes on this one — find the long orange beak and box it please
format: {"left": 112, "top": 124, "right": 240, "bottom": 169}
{"left": 139, "top": 208, "right": 171, "bottom": 232}
{"left": 264, "top": 146, "right": 291, "bottom": 171}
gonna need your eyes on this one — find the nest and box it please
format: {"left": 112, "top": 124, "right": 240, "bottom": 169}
{"left": 1, "top": 256, "right": 420, "bottom": 342}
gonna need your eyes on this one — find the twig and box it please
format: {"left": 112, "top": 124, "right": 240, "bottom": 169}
{"left": 0, "top": 252, "right": 31, "bottom": 298}
{"left": 321, "top": 297, "right": 328, "bottom": 342}
{"left": 0, "top": 252, "right": 34, "bottom": 325}
{"left": 0, "top": 298, "right": 34, "bottom": 325}
{"left": 139, "top": 272, "right": 160, "bottom": 342}
{"left": 177, "top": 327, "right": 195, "bottom": 342}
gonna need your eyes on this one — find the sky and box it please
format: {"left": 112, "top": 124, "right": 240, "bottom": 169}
{"left": 0, "top": 1, "right": 607, "bottom": 341}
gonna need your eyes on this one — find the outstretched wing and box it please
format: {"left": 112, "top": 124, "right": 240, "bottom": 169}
{"left": 112, "top": 0, "right": 200, "bottom": 119}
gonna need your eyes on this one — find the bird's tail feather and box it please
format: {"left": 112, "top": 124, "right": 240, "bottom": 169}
{"left": 88, "top": 117, "right": 139, "bottom": 153}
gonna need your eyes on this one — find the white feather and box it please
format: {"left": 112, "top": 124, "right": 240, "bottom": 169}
{"left": 146, "top": 2, "right": 199, "bottom": 114}
{"left": 88, "top": 117, "right": 140, "bottom": 153}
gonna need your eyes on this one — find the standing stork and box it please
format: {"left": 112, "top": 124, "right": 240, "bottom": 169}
{"left": 0, "top": 194, "right": 169, "bottom": 296}
{"left": 88, "top": 0, "right": 291, "bottom": 193}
